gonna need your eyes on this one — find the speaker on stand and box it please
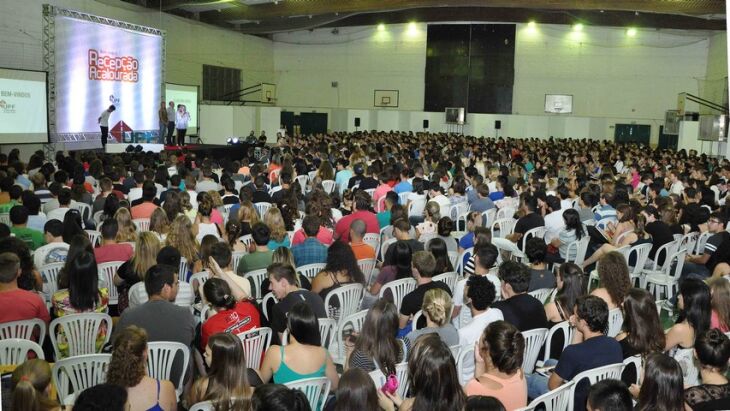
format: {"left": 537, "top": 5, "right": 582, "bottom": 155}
{"left": 354, "top": 117, "right": 360, "bottom": 131}
{"left": 495, "top": 120, "right": 502, "bottom": 138}
{"left": 423, "top": 119, "right": 429, "bottom": 131}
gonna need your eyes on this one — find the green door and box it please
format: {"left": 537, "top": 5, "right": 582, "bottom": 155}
{"left": 614, "top": 124, "right": 650, "bottom": 145}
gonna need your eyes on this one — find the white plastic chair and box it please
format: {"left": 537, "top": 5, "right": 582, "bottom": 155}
{"left": 322, "top": 180, "right": 336, "bottom": 194}
{"left": 318, "top": 318, "right": 337, "bottom": 349}
{"left": 622, "top": 354, "right": 643, "bottom": 386}
{"left": 379, "top": 238, "right": 397, "bottom": 262}
{"left": 237, "top": 327, "right": 272, "bottom": 369}
{"left": 97, "top": 261, "right": 125, "bottom": 305}
{"left": 607, "top": 308, "right": 624, "bottom": 338}
{"left": 496, "top": 207, "right": 516, "bottom": 221}
{"left": 357, "top": 258, "right": 377, "bottom": 285}
{"left": 331, "top": 208, "right": 343, "bottom": 223}
{"left": 179, "top": 257, "right": 190, "bottom": 280}
{"left": 295, "top": 175, "right": 309, "bottom": 193}
{"left": 528, "top": 288, "right": 555, "bottom": 304}
{"left": 543, "top": 321, "right": 574, "bottom": 363}
{"left": 480, "top": 209, "right": 497, "bottom": 230}
{"left": 49, "top": 313, "right": 112, "bottom": 359}
{"left": 85, "top": 230, "right": 101, "bottom": 247}
{"left": 324, "top": 283, "right": 364, "bottom": 323}
{"left": 456, "top": 343, "right": 475, "bottom": 386}
{"left": 128, "top": 281, "right": 195, "bottom": 309}
{"left": 491, "top": 218, "right": 516, "bottom": 239}
{"left": 455, "top": 247, "right": 474, "bottom": 276}
{"left": 40, "top": 261, "right": 64, "bottom": 305}
{"left": 92, "top": 211, "right": 104, "bottom": 228}
{"left": 52, "top": 354, "right": 112, "bottom": 405}
{"left": 0, "top": 318, "right": 47, "bottom": 343}
{"left": 673, "top": 346, "right": 700, "bottom": 387}
{"left": 362, "top": 233, "right": 380, "bottom": 253}
{"left": 133, "top": 218, "right": 151, "bottom": 232}
{"left": 0, "top": 338, "right": 44, "bottom": 365}
{"left": 147, "top": 341, "right": 190, "bottom": 399}
{"left": 515, "top": 380, "right": 575, "bottom": 411}
{"left": 239, "top": 234, "right": 254, "bottom": 249}
{"left": 0, "top": 213, "right": 9, "bottom": 226}
{"left": 407, "top": 196, "right": 427, "bottom": 218}
{"left": 644, "top": 249, "right": 687, "bottom": 308}
{"left": 254, "top": 202, "right": 273, "bottom": 218}
{"left": 411, "top": 310, "right": 424, "bottom": 331}
{"left": 432, "top": 271, "right": 458, "bottom": 293}
{"left": 297, "top": 263, "right": 326, "bottom": 280}
{"left": 243, "top": 268, "right": 269, "bottom": 299}
{"left": 627, "top": 243, "right": 653, "bottom": 287}
{"left": 696, "top": 231, "right": 712, "bottom": 254}
{"left": 378, "top": 278, "right": 416, "bottom": 312}
{"left": 447, "top": 251, "right": 459, "bottom": 268}
{"left": 567, "top": 363, "right": 624, "bottom": 410}
{"left": 564, "top": 236, "right": 590, "bottom": 266}
{"left": 188, "top": 401, "right": 214, "bottom": 411}
{"left": 516, "top": 226, "right": 546, "bottom": 262}
{"left": 285, "top": 377, "right": 331, "bottom": 411}
{"left": 449, "top": 202, "right": 470, "bottom": 221}
{"left": 231, "top": 251, "right": 246, "bottom": 274}
{"left": 369, "top": 362, "right": 410, "bottom": 398}
{"left": 72, "top": 203, "right": 92, "bottom": 223}
{"left": 333, "top": 309, "right": 368, "bottom": 364}
{"left": 521, "top": 328, "right": 548, "bottom": 374}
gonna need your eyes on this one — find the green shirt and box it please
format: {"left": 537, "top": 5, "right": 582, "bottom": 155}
{"left": 237, "top": 250, "right": 274, "bottom": 275}
{"left": 10, "top": 226, "right": 45, "bottom": 250}
{"left": 0, "top": 200, "right": 18, "bottom": 214}
{"left": 377, "top": 210, "right": 391, "bottom": 229}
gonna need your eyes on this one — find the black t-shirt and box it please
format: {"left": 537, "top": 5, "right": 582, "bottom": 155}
{"left": 645, "top": 221, "right": 674, "bottom": 263}
{"left": 252, "top": 190, "right": 272, "bottom": 204}
{"left": 400, "top": 281, "right": 452, "bottom": 318}
{"left": 705, "top": 232, "right": 730, "bottom": 272}
{"left": 270, "top": 290, "right": 327, "bottom": 336}
{"left": 271, "top": 188, "right": 289, "bottom": 205}
{"left": 491, "top": 293, "right": 548, "bottom": 332}
{"left": 384, "top": 239, "right": 424, "bottom": 266}
{"left": 514, "top": 212, "right": 545, "bottom": 248}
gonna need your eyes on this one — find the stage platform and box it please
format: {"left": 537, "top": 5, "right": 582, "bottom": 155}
{"left": 106, "top": 143, "right": 165, "bottom": 153}
{"left": 101, "top": 142, "right": 265, "bottom": 162}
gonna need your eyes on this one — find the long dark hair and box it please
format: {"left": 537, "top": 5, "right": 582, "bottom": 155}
{"left": 480, "top": 321, "right": 524, "bottom": 375}
{"left": 408, "top": 334, "right": 466, "bottom": 411}
{"left": 562, "top": 208, "right": 584, "bottom": 239}
{"left": 204, "top": 278, "right": 236, "bottom": 310}
{"left": 59, "top": 234, "right": 94, "bottom": 290}
{"left": 354, "top": 299, "right": 400, "bottom": 375}
{"left": 556, "top": 263, "right": 584, "bottom": 318}
{"left": 103, "top": 194, "right": 120, "bottom": 220}
{"left": 635, "top": 353, "right": 684, "bottom": 411}
{"left": 205, "top": 333, "right": 252, "bottom": 411}
{"left": 62, "top": 209, "right": 85, "bottom": 243}
{"left": 67, "top": 251, "right": 99, "bottom": 311}
{"left": 334, "top": 368, "right": 379, "bottom": 411}
{"left": 287, "top": 302, "right": 321, "bottom": 346}
{"left": 677, "top": 278, "right": 711, "bottom": 338}
{"left": 428, "top": 238, "right": 454, "bottom": 274}
{"left": 324, "top": 241, "right": 365, "bottom": 285}
{"left": 621, "top": 289, "right": 665, "bottom": 354}
{"left": 387, "top": 241, "right": 413, "bottom": 280}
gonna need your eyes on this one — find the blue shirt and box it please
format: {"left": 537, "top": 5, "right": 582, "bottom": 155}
{"left": 489, "top": 192, "right": 505, "bottom": 202}
{"left": 335, "top": 170, "right": 353, "bottom": 193}
{"left": 267, "top": 237, "right": 291, "bottom": 250}
{"left": 394, "top": 181, "right": 413, "bottom": 194}
{"left": 291, "top": 237, "right": 328, "bottom": 266}
{"left": 594, "top": 205, "right": 617, "bottom": 222}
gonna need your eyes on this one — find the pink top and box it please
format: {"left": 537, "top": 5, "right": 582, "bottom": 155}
{"left": 131, "top": 202, "right": 158, "bottom": 219}
{"left": 211, "top": 208, "right": 224, "bottom": 225}
{"left": 464, "top": 372, "right": 527, "bottom": 411}
{"left": 291, "top": 226, "right": 334, "bottom": 246}
{"left": 711, "top": 310, "right": 729, "bottom": 333}
{"left": 373, "top": 183, "right": 393, "bottom": 212}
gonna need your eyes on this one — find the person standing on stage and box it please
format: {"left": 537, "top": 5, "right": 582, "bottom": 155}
{"left": 158, "top": 102, "right": 168, "bottom": 143}
{"left": 98, "top": 105, "right": 115, "bottom": 150}
{"left": 166, "top": 101, "right": 176, "bottom": 146}
{"left": 175, "top": 104, "right": 190, "bottom": 146}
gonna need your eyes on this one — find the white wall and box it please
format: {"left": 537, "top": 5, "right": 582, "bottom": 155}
{"left": 274, "top": 23, "right": 719, "bottom": 144}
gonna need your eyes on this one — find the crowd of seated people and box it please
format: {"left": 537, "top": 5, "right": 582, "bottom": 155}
{"left": 0, "top": 132, "right": 729, "bottom": 410}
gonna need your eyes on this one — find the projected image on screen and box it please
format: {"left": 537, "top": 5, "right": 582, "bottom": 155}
{"left": 54, "top": 16, "right": 162, "bottom": 136}
{"left": 0, "top": 68, "right": 48, "bottom": 144}
{"left": 165, "top": 83, "right": 198, "bottom": 134}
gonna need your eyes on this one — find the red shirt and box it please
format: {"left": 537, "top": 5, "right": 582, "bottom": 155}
{"left": 0, "top": 289, "right": 50, "bottom": 332}
{"left": 201, "top": 301, "right": 261, "bottom": 350}
{"left": 334, "top": 210, "right": 380, "bottom": 243}
{"left": 131, "top": 202, "right": 159, "bottom": 219}
{"left": 94, "top": 243, "right": 134, "bottom": 264}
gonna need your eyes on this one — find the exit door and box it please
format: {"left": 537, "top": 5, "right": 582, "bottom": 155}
{"left": 614, "top": 124, "right": 650, "bottom": 145}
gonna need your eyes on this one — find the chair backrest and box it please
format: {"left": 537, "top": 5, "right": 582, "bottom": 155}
{"left": 570, "top": 236, "right": 591, "bottom": 266}
{"left": 49, "top": 313, "right": 113, "bottom": 359}
{"left": 627, "top": 243, "right": 653, "bottom": 274}
{"left": 85, "top": 230, "right": 101, "bottom": 247}
{"left": 449, "top": 202, "right": 469, "bottom": 221}
{"left": 237, "top": 327, "right": 272, "bottom": 369}
{"left": 0, "top": 318, "right": 47, "bottom": 343}
{"left": 521, "top": 328, "right": 548, "bottom": 374}
{"left": 380, "top": 238, "right": 397, "bottom": 262}
{"left": 481, "top": 208, "right": 497, "bottom": 228}
{"left": 357, "top": 258, "right": 377, "bottom": 285}
{"left": 52, "top": 354, "right": 112, "bottom": 405}
{"left": 517, "top": 380, "right": 575, "bottom": 411}
{"left": 133, "top": 218, "right": 151, "bottom": 232}
{"left": 239, "top": 234, "right": 254, "bottom": 249}
{"left": 455, "top": 247, "right": 474, "bottom": 276}
{"left": 680, "top": 232, "right": 700, "bottom": 256}
{"left": 261, "top": 292, "right": 278, "bottom": 322}
{"left": 321, "top": 180, "right": 336, "bottom": 194}
{"left": 447, "top": 251, "right": 459, "bottom": 268}
{"left": 521, "top": 226, "right": 546, "bottom": 253}
{"left": 568, "top": 363, "right": 624, "bottom": 410}
{"left": 397, "top": 192, "right": 411, "bottom": 206}
{"left": 696, "top": 231, "right": 712, "bottom": 254}
{"left": 456, "top": 343, "right": 475, "bottom": 386}
{"left": 97, "top": 261, "right": 125, "bottom": 305}
{"left": 369, "top": 362, "right": 410, "bottom": 398}
{"left": 527, "top": 288, "right": 555, "bottom": 304}
{"left": 331, "top": 207, "right": 343, "bottom": 223}
{"left": 231, "top": 251, "right": 246, "bottom": 274}
{"left": 667, "top": 249, "right": 688, "bottom": 279}
{"left": 364, "top": 188, "right": 376, "bottom": 199}
{"left": 378, "top": 278, "right": 416, "bottom": 312}
{"left": 40, "top": 261, "right": 65, "bottom": 304}
{"left": 411, "top": 310, "right": 424, "bottom": 330}
{"left": 335, "top": 309, "right": 369, "bottom": 363}
{"left": 92, "top": 211, "right": 104, "bottom": 227}
{"left": 650, "top": 240, "right": 675, "bottom": 270}
{"left": 496, "top": 207, "right": 516, "bottom": 220}
{"left": 147, "top": 341, "right": 190, "bottom": 399}
{"left": 491, "top": 218, "right": 516, "bottom": 239}
{"left": 254, "top": 202, "right": 272, "bottom": 218}
{"left": 432, "top": 271, "right": 458, "bottom": 293}
{"left": 362, "top": 233, "right": 380, "bottom": 253}
{"left": 607, "top": 308, "right": 624, "bottom": 338}
{"left": 297, "top": 263, "right": 327, "bottom": 280}
{"left": 318, "top": 318, "right": 337, "bottom": 349}
{"left": 622, "top": 355, "right": 643, "bottom": 386}
{"left": 285, "top": 377, "right": 331, "bottom": 411}
{"left": 243, "top": 268, "right": 269, "bottom": 299}
{"left": 324, "top": 283, "right": 364, "bottom": 323}
{"left": 295, "top": 175, "right": 309, "bottom": 193}
{"left": 673, "top": 346, "right": 700, "bottom": 387}
{"left": 615, "top": 245, "right": 631, "bottom": 263}
{"left": 0, "top": 338, "right": 44, "bottom": 365}
{"left": 179, "top": 257, "right": 189, "bottom": 281}
{"left": 407, "top": 195, "right": 427, "bottom": 217}
{"left": 188, "top": 401, "right": 214, "bottom": 411}
{"left": 72, "top": 203, "right": 92, "bottom": 222}
{"left": 543, "top": 321, "right": 574, "bottom": 362}
{"left": 0, "top": 213, "right": 9, "bottom": 226}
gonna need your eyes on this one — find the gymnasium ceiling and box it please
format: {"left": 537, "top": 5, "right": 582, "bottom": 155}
{"left": 126, "top": 0, "right": 726, "bottom": 35}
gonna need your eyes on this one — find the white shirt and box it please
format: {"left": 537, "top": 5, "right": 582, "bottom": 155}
{"left": 560, "top": 199, "right": 574, "bottom": 211}
{"left": 458, "top": 308, "right": 504, "bottom": 347}
{"left": 128, "top": 281, "right": 195, "bottom": 308}
{"left": 430, "top": 194, "right": 452, "bottom": 215}
{"left": 176, "top": 111, "right": 190, "bottom": 129}
{"left": 544, "top": 209, "right": 566, "bottom": 244}
{"left": 98, "top": 110, "right": 111, "bottom": 127}
{"left": 670, "top": 181, "right": 684, "bottom": 196}
{"left": 47, "top": 207, "right": 71, "bottom": 222}
{"left": 127, "top": 187, "right": 143, "bottom": 204}
{"left": 196, "top": 180, "right": 221, "bottom": 193}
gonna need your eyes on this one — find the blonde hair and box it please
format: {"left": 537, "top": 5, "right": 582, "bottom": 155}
{"left": 237, "top": 201, "right": 260, "bottom": 225}
{"left": 166, "top": 214, "right": 198, "bottom": 263}
{"left": 179, "top": 190, "right": 192, "bottom": 211}
{"left": 272, "top": 247, "right": 300, "bottom": 287}
{"left": 422, "top": 288, "right": 453, "bottom": 326}
{"left": 149, "top": 208, "right": 170, "bottom": 235}
{"left": 12, "top": 359, "right": 57, "bottom": 411}
{"left": 710, "top": 277, "right": 730, "bottom": 332}
{"left": 264, "top": 207, "right": 287, "bottom": 243}
{"left": 107, "top": 325, "right": 147, "bottom": 388}
{"left": 424, "top": 201, "right": 441, "bottom": 221}
{"left": 114, "top": 207, "right": 137, "bottom": 243}
{"left": 133, "top": 232, "right": 161, "bottom": 279}
{"left": 207, "top": 190, "right": 223, "bottom": 208}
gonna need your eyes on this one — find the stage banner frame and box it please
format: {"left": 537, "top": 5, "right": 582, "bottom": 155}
{"left": 42, "top": 4, "right": 165, "bottom": 148}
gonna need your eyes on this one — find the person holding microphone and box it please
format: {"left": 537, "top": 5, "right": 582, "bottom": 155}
{"left": 175, "top": 104, "right": 190, "bottom": 146}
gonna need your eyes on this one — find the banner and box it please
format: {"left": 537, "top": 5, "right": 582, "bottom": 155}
{"left": 0, "top": 68, "right": 48, "bottom": 143}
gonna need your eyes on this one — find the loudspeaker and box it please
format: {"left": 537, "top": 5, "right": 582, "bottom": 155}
{"left": 495, "top": 120, "right": 502, "bottom": 130}
{"left": 423, "top": 119, "right": 429, "bottom": 129}
{"left": 354, "top": 117, "right": 361, "bottom": 127}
